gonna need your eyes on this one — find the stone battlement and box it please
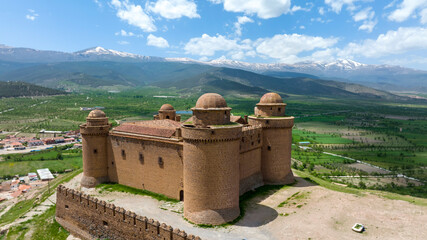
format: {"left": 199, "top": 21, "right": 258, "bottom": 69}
{"left": 56, "top": 185, "right": 200, "bottom": 240}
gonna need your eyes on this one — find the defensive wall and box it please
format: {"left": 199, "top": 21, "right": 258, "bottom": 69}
{"left": 55, "top": 185, "right": 200, "bottom": 240}
{"left": 239, "top": 125, "right": 263, "bottom": 195}
{"left": 108, "top": 134, "right": 184, "bottom": 200}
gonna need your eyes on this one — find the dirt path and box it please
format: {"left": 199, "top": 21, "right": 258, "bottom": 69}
{"left": 64, "top": 173, "right": 426, "bottom": 240}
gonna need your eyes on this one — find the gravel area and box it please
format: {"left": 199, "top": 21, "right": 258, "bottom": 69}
{"left": 63, "top": 173, "right": 426, "bottom": 240}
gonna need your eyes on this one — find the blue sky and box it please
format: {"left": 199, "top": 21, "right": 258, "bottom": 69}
{"left": 1, "top": 0, "right": 427, "bottom": 69}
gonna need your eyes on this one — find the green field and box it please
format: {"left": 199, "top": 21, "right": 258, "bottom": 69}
{"left": 0, "top": 145, "right": 82, "bottom": 179}
{"left": 0, "top": 86, "right": 426, "bottom": 197}
{"left": 292, "top": 129, "right": 354, "bottom": 144}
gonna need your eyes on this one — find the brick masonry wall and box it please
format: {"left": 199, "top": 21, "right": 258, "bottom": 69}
{"left": 55, "top": 185, "right": 200, "bottom": 240}
{"left": 181, "top": 126, "right": 241, "bottom": 225}
{"left": 108, "top": 135, "right": 184, "bottom": 200}
{"left": 239, "top": 125, "right": 263, "bottom": 195}
{"left": 248, "top": 116, "right": 295, "bottom": 185}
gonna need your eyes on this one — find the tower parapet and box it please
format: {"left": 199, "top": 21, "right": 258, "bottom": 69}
{"left": 80, "top": 110, "right": 111, "bottom": 188}
{"left": 182, "top": 93, "right": 242, "bottom": 225}
{"left": 248, "top": 93, "right": 294, "bottom": 184}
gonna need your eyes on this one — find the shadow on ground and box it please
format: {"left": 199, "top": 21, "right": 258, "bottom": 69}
{"left": 234, "top": 175, "right": 317, "bottom": 227}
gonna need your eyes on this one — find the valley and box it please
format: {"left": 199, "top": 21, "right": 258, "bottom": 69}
{"left": 0, "top": 87, "right": 426, "bottom": 198}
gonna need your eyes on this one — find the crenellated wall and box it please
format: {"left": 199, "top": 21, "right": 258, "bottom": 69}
{"left": 55, "top": 185, "right": 201, "bottom": 240}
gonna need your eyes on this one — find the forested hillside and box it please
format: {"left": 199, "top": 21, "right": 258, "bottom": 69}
{"left": 0, "top": 81, "right": 65, "bottom": 98}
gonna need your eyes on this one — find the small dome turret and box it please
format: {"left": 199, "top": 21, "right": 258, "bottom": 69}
{"left": 255, "top": 92, "right": 286, "bottom": 117}
{"left": 88, "top": 109, "right": 106, "bottom": 118}
{"left": 195, "top": 93, "right": 228, "bottom": 109}
{"left": 259, "top": 92, "right": 283, "bottom": 104}
{"left": 160, "top": 104, "right": 175, "bottom": 111}
{"left": 191, "top": 93, "right": 231, "bottom": 126}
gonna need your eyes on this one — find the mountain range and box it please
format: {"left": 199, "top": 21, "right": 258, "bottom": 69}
{"left": 0, "top": 44, "right": 425, "bottom": 99}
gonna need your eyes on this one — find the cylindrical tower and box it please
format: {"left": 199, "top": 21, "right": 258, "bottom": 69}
{"left": 248, "top": 93, "right": 295, "bottom": 184}
{"left": 80, "top": 110, "right": 111, "bottom": 188}
{"left": 182, "top": 93, "right": 242, "bottom": 225}
{"left": 158, "top": 104, "right": 177, "bottom": 120}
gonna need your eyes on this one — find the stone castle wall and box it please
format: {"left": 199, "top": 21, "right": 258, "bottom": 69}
{"left": 239, "top": 125, "right": 263, "bottom": 195}
{"left": 248, "top": 116, "right": 295, "bottom": 184}
{"left": 181, "top": 126, "right": 242, "bottom": 225}
{"left": 55, "top": 185, "right": 200, "bottom": 240}
{"left": 108, "top": 135, "right": 184, "bottom": 200}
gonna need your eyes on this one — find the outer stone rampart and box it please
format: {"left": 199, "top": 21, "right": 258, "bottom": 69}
{"left": 55, "top": 185, "right": 201, "bottom": 240}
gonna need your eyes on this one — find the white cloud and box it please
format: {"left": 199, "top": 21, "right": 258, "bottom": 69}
{"left": 118, "top": 40, "right": 130, "bottom": 45}
{"left": 184, "top": 34, "right": 251, "bottom": 57}
{"left": 94, "top": 0, "right": 103, "bottom": 8}
{"left": 300, "top": 25, "right": 305, "bottom": 29}
{"left": 319, "top": 7, "right": 325, "bottom": 15}
{"left": 388, "top": 0, "right": 427, "bottom": 22}
{"left": 234, "top": 16, "right": 253, "bottom": 36}
{"left": 255, "top": 34, "right": 338, "bottom": 63}
{"left": 352, "top": 7, "right": 376, "bottom": 32}
{"left": 148, "top": 0, "right": 200, "bottom": 19}
{"left": 115, "top": 29, "right": 135, "bottom": 36}
{"left": 147, "top": 34, "right": 169, "bottom": 48}
{"left": 421, "top": 8, "right": 427, "bottom": 24}
{"left": 209, "top": 0, "right": 291, "bottom": 19}
{"left": 353, "top": 7, "right": 373, "bottom": 21}
{"left": 384, "top": 0, "right": 398, "bottom": 10}
{"left": 25, "top": 9, "right": 38, "bottom": 21}
{"left": 358, "top": 19, "right": 377, "bottom": 32}
{"left": 111, "top": 0, "right": 156, "bottom": 32}
{"left": 340, "top": 27, "right": 427, "bottom": 58}
{"left": 290, "top": 5, "right": 310, "bottom": 13}
{"left": 324, "top": 0, "right": 360, "bottom": 13}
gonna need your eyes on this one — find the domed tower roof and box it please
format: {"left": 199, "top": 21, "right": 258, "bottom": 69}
{"left": 254, "top": 92, "right": 286, "bottom": 117}
{"left": 159, "top": 104, "right": 175, "bottom": 111}
{"left": 88, "top": 109, "right": 106, "bottom": 118}
{"left": 194, "top": 93, "right": 229, "bottom": 109}
{"left": 259, "top": 92, "right": 283, "bottom": 104}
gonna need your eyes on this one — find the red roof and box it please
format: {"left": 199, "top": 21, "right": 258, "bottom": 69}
{"left": 19, "top": 185, "right": 31, "bottom": 191}
{"left": 113, "top": 119, "right": 181, "bottom": 138}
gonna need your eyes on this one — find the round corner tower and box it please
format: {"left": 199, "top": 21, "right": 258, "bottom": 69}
{"left": 80, "top": 110, "right": 111, "bottom": 188}
{"left": 182, "top": 93, "right": 242, "bottom": 225}
{"left": 248, "top": 93, "right": 295, "bottom": 185}
{"left": 158, "top": 104, "right": 177, "bottom": 120}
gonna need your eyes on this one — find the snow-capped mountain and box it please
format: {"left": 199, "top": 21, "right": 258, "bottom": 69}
{"left": 166, "top": 57, "right": 426, "bottom": 91}
{"left": 1, "top": 44, "right": 426, "bottom": 91}
{"left": 0, "top": 45, "right": 164, "bottom": 63}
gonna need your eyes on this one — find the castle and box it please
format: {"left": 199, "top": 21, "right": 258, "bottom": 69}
{"left": 79, "top": 92, "right": 294, "bottom": 225}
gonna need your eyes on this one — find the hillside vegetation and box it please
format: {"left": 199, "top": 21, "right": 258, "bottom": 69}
{"left": 0, "top": 81, "right": 65, "bottom": 98}
{"left": 0, "top": 60, "right": 407, "bottom": 100}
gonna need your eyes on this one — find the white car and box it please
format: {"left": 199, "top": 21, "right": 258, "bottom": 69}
{"left": 352, "top": 223, "right": 364, "bottom": 233}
